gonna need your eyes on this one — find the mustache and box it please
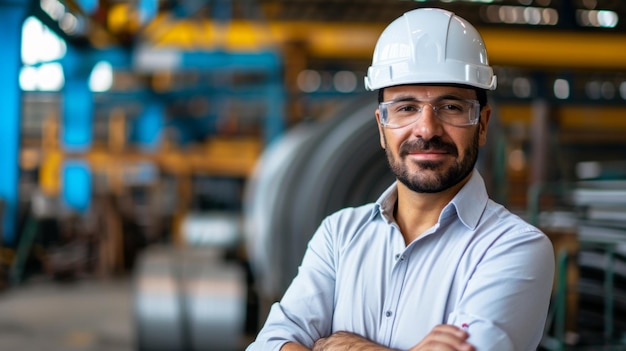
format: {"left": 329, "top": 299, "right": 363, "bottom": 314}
{"left": 399, "top": 137, "right": 458, "bottom": 157}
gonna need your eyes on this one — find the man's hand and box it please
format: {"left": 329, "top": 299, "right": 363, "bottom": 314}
{"left": 408, "top": 325, "right": 475, "bottom": 351}
{"left": 281, "top": 342, "right": 312, "bottom": 351}
{"left": 313, "top": 331, "right": 391, "bottom": 351}
{"left": 284, "top": 325, "right": 474, "bottom": 351}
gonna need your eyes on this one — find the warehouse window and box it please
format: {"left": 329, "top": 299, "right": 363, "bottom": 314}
{"left": 20, "top": 16, "right": 66, "bottom": 91}
{"left": 89, "top": 61, "right": 113, "bottom": 92}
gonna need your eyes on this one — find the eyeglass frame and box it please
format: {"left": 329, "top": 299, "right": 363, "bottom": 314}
{"left": 378, "top": 97, "right": 482, "bottom": 128}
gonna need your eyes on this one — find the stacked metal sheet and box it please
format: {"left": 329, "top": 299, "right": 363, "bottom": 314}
{"left": 570, "top": 161, "right": 626, "bottom": 344}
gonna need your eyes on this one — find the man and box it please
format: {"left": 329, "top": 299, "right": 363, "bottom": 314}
{"left": 247, "top": 8, "right": 554, "bottom": 351}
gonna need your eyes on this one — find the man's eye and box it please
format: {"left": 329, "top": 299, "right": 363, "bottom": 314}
{"left": 395, "top": 104, "right": 419, "bottom": 112}
{"left": 440, "top": 103, "right": 464, "bottom": 112}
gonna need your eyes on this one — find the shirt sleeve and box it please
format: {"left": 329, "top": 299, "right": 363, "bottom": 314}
{"left": 446, "top": 228, "right": 555, "bottom": 351}
{"left": 246, "top": 217, "right": 337, "bottom": 351}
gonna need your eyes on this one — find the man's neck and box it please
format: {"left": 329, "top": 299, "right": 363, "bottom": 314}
{"left": 394, "top": 175, "right": 470, "bottom": 245}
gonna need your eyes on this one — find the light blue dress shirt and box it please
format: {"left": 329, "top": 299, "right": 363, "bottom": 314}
{"left": 247, "top": 169, "right": 555, "bottom": 351}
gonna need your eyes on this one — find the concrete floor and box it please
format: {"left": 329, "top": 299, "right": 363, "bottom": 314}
{"left": 0, "top": 277, "right": 134, "bottom": 351}
{"left": 5, "top": 276, "right": 626, "bottom": 351}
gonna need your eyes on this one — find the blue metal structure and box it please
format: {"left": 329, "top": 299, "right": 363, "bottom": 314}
{"left": 132, "top": 100, "right": 165, "bottom": 152}
{"left": 62, "top": 46, "right": 95, "bottom": 152}
{"left": 60, "top": 46, "right": 94, "bottom": 212}
{"left": 0, "top": 0, "right": 29, "bottom": 244}
{"left": 62, "top": 160, "right": 92, "bottom": 212}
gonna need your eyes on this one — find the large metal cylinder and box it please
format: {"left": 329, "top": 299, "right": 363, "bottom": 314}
{"left": 244, "top": 93, "right": 395, "bottom": 301}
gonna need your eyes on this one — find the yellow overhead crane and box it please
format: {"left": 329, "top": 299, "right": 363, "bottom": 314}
{"left": 100, "top": 4, "right": 626, "bottom": 70}
{"left": 126, "top": 15, "right": 626, "bottom": 70}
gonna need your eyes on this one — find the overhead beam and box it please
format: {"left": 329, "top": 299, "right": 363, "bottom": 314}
{"left": 482, "top": 29, "right": 626, "bottom": 71}
{"left": 141, "top": 17, "right": 626, "bottom": 70}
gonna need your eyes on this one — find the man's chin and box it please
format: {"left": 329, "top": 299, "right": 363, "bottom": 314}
{"left": 398, "top": 176, "right": 447, "bottom": 194}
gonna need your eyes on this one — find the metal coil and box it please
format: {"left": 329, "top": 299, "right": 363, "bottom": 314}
{"left": 134, "top": 246, "right": 246, "bottom": 351}
{"left": 244, "top": 93, "right": 395, "bottom": 301}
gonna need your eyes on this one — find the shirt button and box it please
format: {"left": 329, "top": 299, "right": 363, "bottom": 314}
{"left": 394, "top": 254, "right": 401, "bottom": 260}
{"left": 385, "top": 311, "right": 392, "bottom": 317}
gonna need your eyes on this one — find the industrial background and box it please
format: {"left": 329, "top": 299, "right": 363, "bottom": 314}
{"left": 0, "top": 0, "right": 626, "bottom": 350}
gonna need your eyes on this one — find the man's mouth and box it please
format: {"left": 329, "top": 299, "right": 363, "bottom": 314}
{"left": 400, "top": 138, "right": 457, "bottom": 157}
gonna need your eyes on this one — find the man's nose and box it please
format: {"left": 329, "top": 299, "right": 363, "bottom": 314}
{"left": 410, "top": 104, "right": 444, "bottom": 138}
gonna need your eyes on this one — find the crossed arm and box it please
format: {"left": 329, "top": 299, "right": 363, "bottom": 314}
{"left": 281, "top": 325, "right": 474, "bottom": 351}
{"left": 250, "top": 211, "right": 555, "bottom": 351}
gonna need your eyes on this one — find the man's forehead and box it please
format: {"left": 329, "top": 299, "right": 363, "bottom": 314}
{"left": 384, "top": 84, "right": 476, "bottom": 98}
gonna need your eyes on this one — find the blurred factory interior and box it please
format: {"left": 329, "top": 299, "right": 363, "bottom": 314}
{"left": 1, "top": 0, "right": 626, "bottom": 350}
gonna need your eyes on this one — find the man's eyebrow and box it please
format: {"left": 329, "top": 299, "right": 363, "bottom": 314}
{"left": 391, "top": 96, "right": 420, "bottom": 102}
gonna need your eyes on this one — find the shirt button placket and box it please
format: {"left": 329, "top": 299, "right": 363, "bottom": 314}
{"left": 381, "top": 251, "right": 408, "bottom": 343}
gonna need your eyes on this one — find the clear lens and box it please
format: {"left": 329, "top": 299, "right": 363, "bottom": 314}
{"left": 379, "top": 98, "right": 480, "bottom": 128}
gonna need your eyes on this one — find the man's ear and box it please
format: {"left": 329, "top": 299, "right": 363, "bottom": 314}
{"left": 478, "top": 105, "right": 491, "bottom": 147}
{"left": 375, "top": 109, "right": 386, "bottom": 149}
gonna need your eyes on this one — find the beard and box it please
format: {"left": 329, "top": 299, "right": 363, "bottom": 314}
{"left": 384, "top": 130, "right": 479, "bottom": 193}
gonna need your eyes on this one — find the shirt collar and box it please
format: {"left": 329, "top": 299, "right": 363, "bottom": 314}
{"left": 372, "top": 169, "right": 488, "bottom": 230}
{"left": 373, "top": 182, "right": 398, "bottom": 223}
{"left": 446, "top": 169, "right": 489, "bottom": 230}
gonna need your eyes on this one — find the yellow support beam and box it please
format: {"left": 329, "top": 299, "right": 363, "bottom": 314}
{"left": 141, "top": 16, "right": 626, "bottom": 70}
{"left": 497, "top": 104, "right": 626, "bottom": 129}
{"left": 37, "top": 136, "right": 262, "bottom": 197}
{"left": 482, "top": 29, "right": 626, "bottom": 70}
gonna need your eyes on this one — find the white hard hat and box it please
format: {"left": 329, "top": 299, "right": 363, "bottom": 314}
{"left": 364, "top": 8, "right": 497, "bottom": 91}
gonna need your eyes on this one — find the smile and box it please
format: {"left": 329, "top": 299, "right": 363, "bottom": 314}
{"left": 406, "top": 151, "right": 450, "bottom": 162}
